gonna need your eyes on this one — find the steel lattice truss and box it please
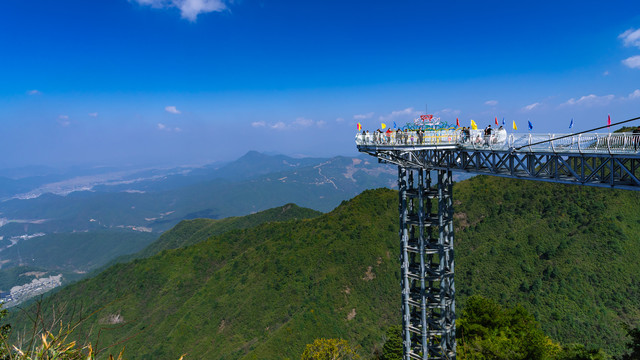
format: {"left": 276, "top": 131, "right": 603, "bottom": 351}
{"left": 363, "top": 148, "right": 640, "bottom": 190}
{"left": 399, "top": 168, "right": 456, "bottom": 360}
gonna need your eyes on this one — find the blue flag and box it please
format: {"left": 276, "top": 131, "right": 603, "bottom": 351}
{"left": 393, "top": 121, "right": 397, "bottom": 129}
{"left": 569, "top": 118, "right": 574, "bottom": 129}
{"left": 528, "top": 120, "right": 533, "bottom": 130}
{"left": 502, "top": 117, "right": 505, "bottom": 126}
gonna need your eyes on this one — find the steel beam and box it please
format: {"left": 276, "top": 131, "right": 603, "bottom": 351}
{"left": 362, "top": 147, "right": 640, "bottom": 191}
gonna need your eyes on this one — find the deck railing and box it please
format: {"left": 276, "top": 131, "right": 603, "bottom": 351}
{"left": 356, "top": 130, "right": 640, "bottom": 154}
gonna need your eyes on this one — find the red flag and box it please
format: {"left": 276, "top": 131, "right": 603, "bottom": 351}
{"left": 607, "top": 114, "right": 611, "bottom": 128}
{"left": 495, "top": 117, "right": 498, "bottom": 126}
{"left": 357, "top": 123, "right": 362, "bottom": 131}
{"left": 456, "top": 118, "right": 460, "bottom": 127}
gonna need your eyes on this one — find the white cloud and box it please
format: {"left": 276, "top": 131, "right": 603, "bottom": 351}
{"left": 620, "top": 28, "right": 640, "bottom": 48}
{"left": 335, "top": 117, "right": 345, "bottom": 122}
{"left": 252, "top": 117, "right": 325, "bottom": 130}
{"left": 88, "top": 112, "right": 98, "bottom": 117}
{"left": 157, "top": 123, "right": 182, "bottom": 132}
{"left": 293, "top": 117, "right": 314, "bottom": 127}
{"left": 379, "top": 107, "right": 418, "bottom": 122}
{"left": 523, "top": 102, "right": 540, "bottom": 111}
{"left": 133, "top": 0, "right": 227, "bottom": 21}
{"left": 27, "top": 90, "right": 41, "bottom": 95}
{"left": 627, "top": 89, "right": 640, "bottom": 100}
{"left": 562, "top": 94, "right": 615, "bottom": 107}
{"left": 270, "top": 122, "right": 286, "bottom": 130}
{"left": 58, "top": 115, "right": 70, "bottom": 127}
{"left": 485, "top": 100, "right": 498, "bottom": 106}
{"left": 622, "top": 55, "right": 640, "bottom": 69}
{"left": 353, "top": 112, "right": 374, "bottom": 120}
{"left": 165, "top": 105, "right": 181, "bottom": 114}
{"left": 435, "top": 108, "right": 461, "bottom": 116}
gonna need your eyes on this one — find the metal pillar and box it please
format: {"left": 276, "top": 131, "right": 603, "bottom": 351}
{"left": 399, "top": 167, "right": 456, "bottom": 360}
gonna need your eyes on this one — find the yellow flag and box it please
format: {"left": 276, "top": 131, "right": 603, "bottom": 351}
{"left": 512, "top": 120, "right": 518, "bottom": 130}
{"left": 381, "top": 123, "right": 387, "bottom": 129}
{"left": 470, "top": 120, "right": 477, "bottom": 130}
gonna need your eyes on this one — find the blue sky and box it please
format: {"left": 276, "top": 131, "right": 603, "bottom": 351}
{"left": 2, "top": 0, "right": 640, "bottom": 168}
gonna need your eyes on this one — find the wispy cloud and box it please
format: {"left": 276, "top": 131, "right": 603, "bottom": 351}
{"left": 58, "top": 115, "right": 70, "bottom": 127}
{"left": 379, "top": 107, "right": 418, "bottom": 122}
{"left": 435, "top": 108, "right": 461, "bottom": 116}
{"left": 133, "top": 0, "right": 227, "bottom": 21}
{"left": 353, "top": 112, "right": 374, "bottom": 120}
{"left": 484, "top": 100, "right": 498, "bottom": 106}
{"left": 522, "top": 102, "right": 540, "bottom": 111}
{"left": 270, "top": 122, "right": 286, "bottom": 130}
{"left": 165, "top": 105, "right": 181, "bottom": 114}
{"left": 293, "top": 117, "right": 314, "bottom": 127}
{"left": 253, "top": 117, "right": 325, "bottom": 131}
{"left": 157, "top": 123, "right": 182, "bottom": 132}
{"left": 335, "top": 117, "right": 345, "bottom": 123}
{"left": 622, "top": 55, "right": 640, "bottom": 69}
{"left": 27, "top": 89, "right": 41, "bottom": 95}
{"left": 562, "top": 94, "right": 614, "bottom": 107}
{"left": 627, "top": 89, "right": 640, "bottom": 100}
{"left": 620, "top": 28, "right": 640, "bottom": 48}
{"left": 88, "top": 112, "right": 98, "bottom": 117}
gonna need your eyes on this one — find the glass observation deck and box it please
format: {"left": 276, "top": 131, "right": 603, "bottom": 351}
{"left": 355, "top": 129, "right": 640, "bottom": 154}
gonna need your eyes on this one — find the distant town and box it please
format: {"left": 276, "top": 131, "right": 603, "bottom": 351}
{"left": 0, "top": 274, "right": 62, "bottom": 307}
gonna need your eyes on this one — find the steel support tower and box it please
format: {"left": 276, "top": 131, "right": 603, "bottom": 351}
{"left": 399, "top": 167, "right": 455, "bottom": 360}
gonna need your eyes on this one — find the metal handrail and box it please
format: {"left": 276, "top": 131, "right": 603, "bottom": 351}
{"left": 356, "top": 131, "right": 640, "bottom": 154}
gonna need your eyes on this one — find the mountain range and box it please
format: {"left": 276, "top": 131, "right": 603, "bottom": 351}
{"left": 0, "top": 151, "right": 397, "bottom": 296}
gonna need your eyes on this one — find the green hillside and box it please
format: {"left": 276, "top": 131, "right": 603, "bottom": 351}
{"left": 11, "top": 189, "right": 399, "bottom": 359}
{"left": 453, "top": 176, "right": 640, "bottom": 355}
{"left": 9, "top": 176, "right": 640, "bottom": 358}
{"left": 129, "top": 203, "right": 323, "bottom": 260}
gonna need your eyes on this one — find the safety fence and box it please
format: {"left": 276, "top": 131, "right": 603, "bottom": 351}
{"left": 355, "top": 130, "right": 640, "bottom": 154}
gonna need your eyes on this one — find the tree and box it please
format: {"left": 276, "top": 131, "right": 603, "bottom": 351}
{"left": 301, "top": 338, "right": 361, "bottom": 360}
{"left": 457, "top": 295, "right": 561, "bottom": 360}
{"left": 621, "top": 326, "right": 640, "bottom": 360}
{"left": 381, "top": 325, "right": 403, "bottom": 360}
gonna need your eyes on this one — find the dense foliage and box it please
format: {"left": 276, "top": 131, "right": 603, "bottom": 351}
{"left": 453, "top": 176, "right": 640, "bottom": 356}
{"left": 380, "top": 296, "right": 610, "bottom": 360}
{"left": 301, "top": 338, "right": 361, "bottom": 360}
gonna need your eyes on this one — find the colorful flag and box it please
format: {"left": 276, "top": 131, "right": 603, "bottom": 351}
{"left": 608, "top": 114, "right": 611, "bottom": 128}
{"left": 495, "top": 117, "right": 498, "bottom": 126}
{"left": 456, "top": 118, "right": 460, "bottom": 127}
{"left": 513, "top": 120, "right": 518, "bottom": 130}
{"left": 471, "top": 120, "right": 478, "bottom": 130}
{"left": 502, "top": 117, "right": 505, "bottom": 126}
{"left": 381, "top": 123, "right": 387, "bottom": 130}
{"left": 357, "top": 123, "right": 362, "bottom": 131}
{"left": 528, "top": 120, "right": 533, "bottom": 130}
{"left": 569, "top": 118, "right": 574, "bottom": 129}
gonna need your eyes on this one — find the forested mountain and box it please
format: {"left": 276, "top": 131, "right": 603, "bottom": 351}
{"left": 0, "top": 152, "right": 395, "bottom": 295}
{"left": 9, "top": 175, "right": 640, "bottom": 358}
